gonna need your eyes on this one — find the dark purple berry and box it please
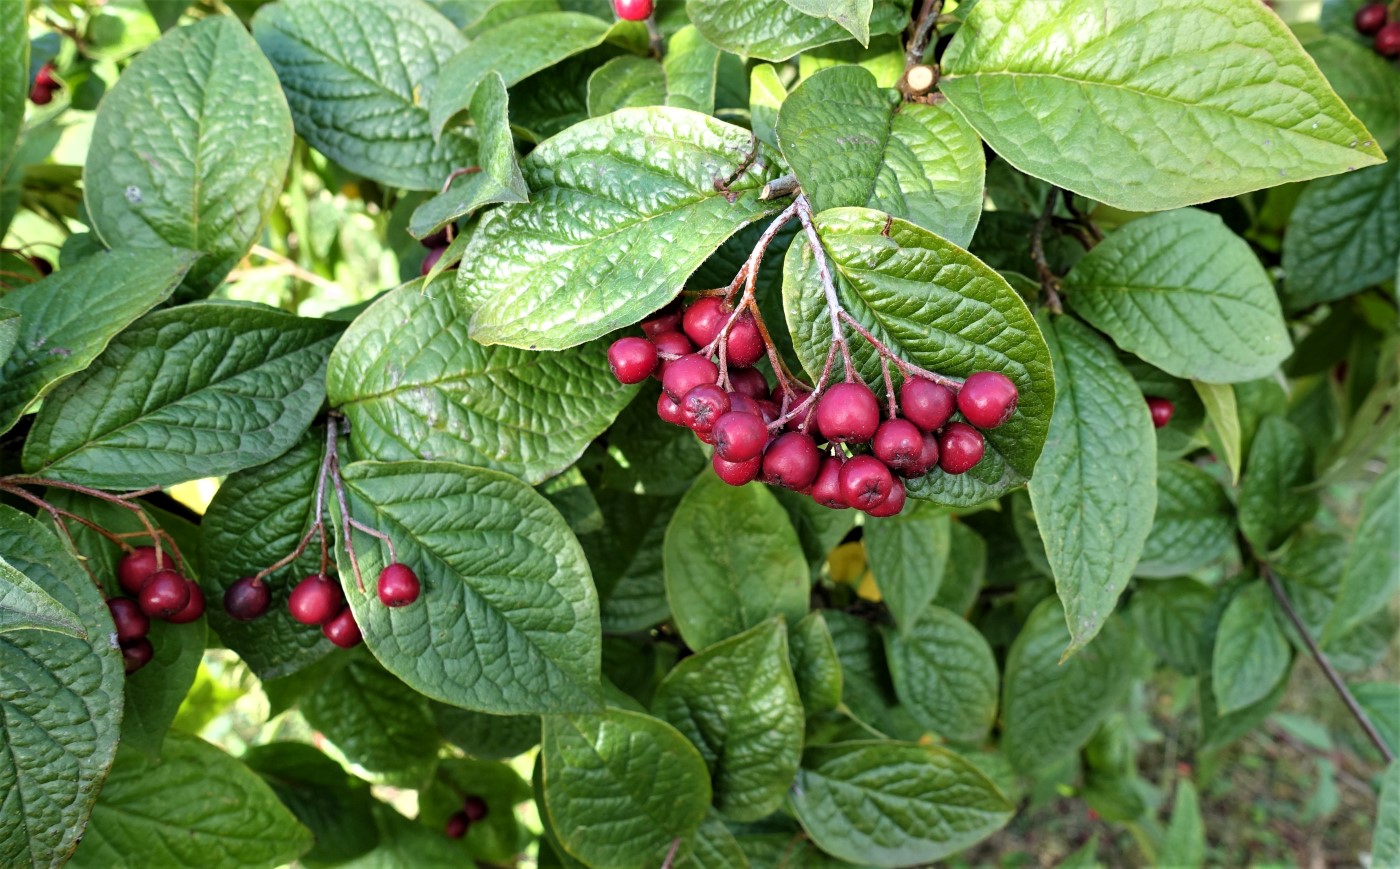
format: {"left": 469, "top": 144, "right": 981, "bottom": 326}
{"left": 118, "top": 546, "right": 160, "bottom": 596}
{"left": 166, "top": 581, "right": 205, "bottom": 624}
{"left": 816, "top": 382, "right": 880, "bottom": 444}
{"left": 322, "top": 607, "right": 363, "bottom": 648}
{"left": 866, "top": 477, "right": 907, "bottom": 517}
{"left": 662, "top": 354, "right": 718, "bottom": 402}
{"left": 108, "top": 597, "right": 150, "bottom": 643}
{"left": 463, "top": 796, "right": 489, "bottom": 822}
{"left": 1377, "top": 21, "right": 1400, "bottom": 55}
{"left": 378, "top": 563, "right": 421, "bottom": 607}
{"left": 421, "top": 246, "right": 448, "bottom": 276}
{"left": 1356, "top": 2, "right": 1389, "bottom": 34}
{"left": 761, "top": 432, "right": 821, "bottom": 490}
{"left": 139, "top": 570, "right": 191, "bottom": 619}
{"left": 872, "top": 419, "right": 924, "bottom": 474}
{"left": 938, "top": 422, "right": 985, "bottom": 475}
{"left": 957, "top": 372, "right": 1018, "bottom": 430}
{"left": 122, "top": 638, "right": 154, "bottom": 674}
{"left": 713, "top": 411, "right": 768, "bottom": 462}
{"left": 224, "top": 576, "right": 270, "bottom": 621}
{"left": 445, "top": 811, "right": 470, "bottom": 839}
{"left": 608, "top": 337, "right": 657, "bottom": 384}
{"left": 839, "top": 455, "right": 894, "bottom": 510}
{"left": 289, "top": 574, "right": 344, "bottom": 626}
{"left": 1146, "top": 396, "right": 1175, "bottom": 429}
{"left": 680, "top": 384, "right": 730, "bottom": 434}
{"left": 809, "top": 456, "right": 848, "bottom": 510}
{"left": 899, "top": 378, "right": 956, "bottom": 433}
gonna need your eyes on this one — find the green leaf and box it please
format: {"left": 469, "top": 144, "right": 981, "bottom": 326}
{"left": 582, "top": 489, "right": 677, "bottom": 633}
{"left": 1193, "top": 380, "right": 1243, "bottom": 483}
{"left": 665, "top": 26, "right": 721, "bottom": 115}
{"left": 1354, "top": 682, "right": 1400, "bottom": 760}
{"left": 252, "top": 0, "right": 476, "bottom": 190}
{"left": 864, "top": 501, "right": 950, "bottom": 633}
{"left": 433, "top": 703, "right": 541, "bottom": 761}
{"left": 1283, "top": 161, "right": 1400, "bottom": 311}
{"left": 1211, "top": 582, "right": 1290, "bottom": 715}
{"left": 0, "top": 0, "right": 27, "bottom": 177}
{"left": 409, "top": 73, "right": 528, "bottom": 240}
{"left": 539, "top": 467, "right": 603, "bottom": 537}
{"left": 0, "top": 554, "right": 84, "bottom": 638}
{"left": 883, "top": 606, "right": 999, "bottom": 743}
{"left": 85, "top": 16, "right": 292, "bottom": 300}
{"left": 824, "top": 610, "right": 924, "bottom": 741}
{"left": 122, "top": 619, "right": 205, "bottom": 759}
{"left": 338, "top": 803, "right": 465, "bottom": 869}
{"left": 789, "top": 741, "right": 1014, "bottom": 867}
{"left": 687, "top": 0, "right": 905, "bottom": 62}
{"left": 1000, "top": 598, "right": 1134, "bottom": 773}
{"left": 1199, "top": 659, "right": 1289, "bottom": 752}
{"left": 1304, "top": 33, "right": 1400, "bottom": 153}
{"left": 541, "top": 709, "right": 712, "bottom": 867}
{"left": 771, "top": 486, "right": 858, "bottom": 580}
{"left": 1238, "top": 416, "right": 1318, "bottom": 552}
{"left": 23, "top": 302, "right": 340, "bottom": 488}
{"left": 0, "top": 507, "right": 125, "bottom": 868}
{"left": 0, "top": 307, "right": 18, "bottom": 368}
{"left": 1063, "top": 210, "right": 1292, "bottom": 383}
{"left": 243, "top": 742, "right": 379, "bottom": 866}
{"left": 940, "top": 0, "right": 1385, "bottom": 211}
{"left": 1136, "top": 461, "right": 1234, "bottom": 578}
{"left": 326, "top": 282, "right": 634, "bottom": 484}
{"left": 1160, "top": 781, "right": 1205, "bottom": 869}
{"left": 418, "top": 758, "right": 531, "bottom": 863}
{"left": 599, "top": 383, "right": 709, "bottom": 497}
{"left": 1028, "top": 315, "right": 1157, "bottom": 654}
{"left": 429, "top": 13, "right": 613, "bottom": 137}
{"left": 675, "top": 811, "right": 749, "bottom": 869}
{"left": 1324, "top": 468, "right": 1400, "bottom": 644}
{"left": 749, "top": 63, "right": 787, "bottom": 148}
{"left": 789, "top": 611, "right": 842, "bottom": 716}
{"left": 337, "top": 460, "right": 603, "bottom": 714}
{"left": 775, "top": 66, "right": 985, "bottom": 247}
{"left": 460, "top": 108, "right": 781, "bottom": 349}
{"left": 784, "top": 207, "right": 1055, "bottom": 507}
{"left": 1131, "top": 578, "right": 1214, "bottom": 676}
{"left": 652, "top": 619, "right": 804, "bottom": 821}
{"left": 0, "top": 247, "right": 195, "bottom": 436}
{"left": 663, "top": 473, "right": 809, "bottom": 650}
{"left": 69, "top": 733, "right": 312, "bottom": 868}
{"left": 783, "top": 0, "right": 873, "bottom": 45}
{"left": 933, "top": 520, "right": 987, "bottom": 616}
{"left": 1376, "top": 762, "right": 1400, "bottom": 868}
{"left": 588, "top": 55, "right": 667, "bottom": 117}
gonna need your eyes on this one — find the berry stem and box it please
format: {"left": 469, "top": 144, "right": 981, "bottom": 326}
{"left": 880, "top": 355, "right": 898, "bottom": 418}
{"left": 1031, "top": 188, "right": 1065, "bottom": 315}
{"left": 0, "top": 475, "right": 173, "bottom": 570}
{"left": 836, "top": 310, "right": 964, "bottom": 391}
{"left": 794, "top": 196, "right": 856, "bottom": 381}
{"left": 346, "top": 517, "right": 399, "bottom": 565}
{"left": 439, "top": 165, "right": 481, "bottom": 194}
{"left": 326, "top": 417, "right": 367, "bottom": 593}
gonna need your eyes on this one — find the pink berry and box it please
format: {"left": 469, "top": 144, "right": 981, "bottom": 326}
{"left": 682, "top": 297, "right": 728, "bottom": 347}
{"left": 903, "top": 431, "right": 939, "bottom": 478}
{"left": 642, "top": 309, "right": 681, "bottom": 338}
{"left": 681, "top": 384, "right": 730, "bottom": 435}
{"left": 838, "top": 455, "right": 894, "bottom": 510}
{"left": 613, "top": 0, "right": 653, "bottom": 21}
{"left": 809, "top": 456, "right": 848, "bottom": 509}
{"left": 1377, "top": 21, "right": 1400, "bottom": 56}
{"left": 957, "top": 371, "right": 1019, "bottom": 430}
{"left": 608, "top": 337, "right": 657, "bottom": 384}
{"left": 288, "top": 574, "right": 344, "bottom": 626}
{"left": 1356, "top": 3, "right": 1389, "bottom": 35}
{"left": 899, "top": 378, "right": 956, "bottom": 433}
{"left": 938, "top": 422, "right": 985, "bottom": 475}
{"left": 816, "top": 382, "right": 880, "bottom": 444}
{"left": 657, "top": 391, "right": 685, "bottom": 426}
{"left": 761, "top": 432, "right": 821, "bottom": 490}
{"left": 712, "top": 452, "right": 762, "bottom": 486}
{"left": 377, "top": 563, "right": 421, "bottom": 607}
{"left": 117, "top": 546, "right": 161, "bottom": 596}
{"left": 712, "top": 411, "right": 768, "bottom": 462}
{"left": 662, "top": 354, "right": 718, "bottom": 402}
{"left": 322, "top": 607, "right": 363, "bottom": 648}
{"left": 872, "top": 419, "right": 924, "bottom": 474}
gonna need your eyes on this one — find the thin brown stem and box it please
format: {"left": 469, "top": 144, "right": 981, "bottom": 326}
{"left": 1061, "top": 189, "right": 1102, "bottom": 243}
{"left": 660, "top": 838, "right": 682, "bottom": 869}
{"left": 440, "top": 165, "right": 481, "bottom": 194}
{"left": 346, "top": 518, "right": 398, "bottom": 565}
{"left": 880, "top": 355, "right": 898, "bottom": 418}
{"left": 794, "top": 198, "right": 855, "bottom": 380}
{"left": 836, "top": 311, "right": 965, "bottom": 390}
{"left": 1031, "top": 188, "right": 1065, "bottom": 314}
{"left": 326, "top": 420, "right": 365, "bottom": 593}
{"left": 902, "top": 0, "right": 944, "bottom": 75}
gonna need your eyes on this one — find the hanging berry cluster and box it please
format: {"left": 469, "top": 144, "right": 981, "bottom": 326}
{"left": 607, "top": 196, "right": 1022, "bottom": 517}
{"left": 1355, "top": 3, "right": 1400, "bottom": 57}
{"left": 109, "top": 545, "right": 203, "bottom": 673}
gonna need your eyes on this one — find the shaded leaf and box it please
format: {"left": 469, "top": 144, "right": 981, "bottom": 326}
{"left": 1324, "top": 468, "right": 1400, "bottom": 644}
{"left": 1136, "top": 461, "right": 1234, "bottom": 578}
{"left": 301, "top": 657, "right": 439, "bottom": 787}
{"left": 1238, "top": 416, "right": 1318, "bottom": 552}
{"left": 1211, "top": 582, "right": 1291, "bottom": 715}
{"left": 0, "top": 554, "right": 84, "bottom": 638}
{"left": 884, "top": 606, "right": 999, "bottom": 743}
{"left": 864, "top": 501, "right": 950, "bottom": 633}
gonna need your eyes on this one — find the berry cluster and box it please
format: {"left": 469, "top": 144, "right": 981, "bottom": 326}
{"left": 444, "top": 795, "right": 489, "bottom": 840}
{"left": 1356, "top": 3, "right": 1400, "bottom": 57}
{"left": 29, "top": 62, "right": 58, "bottom": 106}
{"left": 109, "top": 546, "right": 204, "bottom": 674}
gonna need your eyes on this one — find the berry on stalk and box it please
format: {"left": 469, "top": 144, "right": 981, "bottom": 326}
{"left": 613, "top": 0, "right": 653, "bottom": 21}
{"left": 139, "top": 570, "right": 191, "bottom": 619}
{"left": 118, "top": 546, "right": 161, "bottom": 595}
{"left": 122, "top": 638, "right": 154, "bottom": 674}
{"left": 724, "top": 313, "right": 764, "bottom": 368}
{"left": 1146, "top": 396, "right": 1175, "bottom": 429}
{"left": 607, "top": 337, "right": 657, "bottom": 384}
{"left": 712, "top": 411, "right": 768, "bottom": 462}
{"left": 289, "top": 574, "right": 344, "bottom": 626}
{"left": 761, "top": 432, "right": 821, "bottom": 490}
{"left": 680, "top": 384, "right": 730, "bottom": 434}
{"left": 816, "top": 382, "right": 881, "bottom": 444}
{"left": 224, "top": 576, "right": 270, "bottom": 621}
{"left": 1356, "top": 2, "right": 1389, "bottom": 34}
{"left": 938, "top": 422, "right": 985, "bottom": 475}
{"left": 957, "top": 371, "right": 1019, "bottom": 430}
{"left": 108, "top": 597, "right": 150, "bottom": 644}
{"left": 662, "top": 354, "right": 718, "bottom": 402}
{"left": 899, "top": 378, "right": 956, "bottom": 433}
{"left": 657, "top": 391, "right": 685, "bottom": 426}
{"left": 809, "top": 456, "right": 848, "bottom": 509}
{"left": 712, "top": 452, "right": 762, "bottom": 486}
{"left": 839, "top": 455, "right": 894, "bottom": 511}
{"left": 322, "top": 608, "right": 363, "bottom": 648}
{"left": 650, "top": 330, "right": 693, "bottom": 380}
{"left": 872, "top": 419, "right": 924, "bottom": 474}
{"left": 1376, "top": 21, "right": 1400, "bottom": 56}
{"left": 166, "top": 581, "right": 206, "bottom": 624}
{"left": 378, "top": 563, "right": 421, "bottom": 607}
{"left": 866, "top": 477, "right": 907, "bottom": 518}
{"left": 682, "top": 296, "right": 727, "bottom": 347}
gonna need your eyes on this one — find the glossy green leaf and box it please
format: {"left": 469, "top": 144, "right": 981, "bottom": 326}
{"left": 824, "top": 610, "right": 923, "bottom": 741}
{"left": 941, "top": 0, "right": 1385, "bottom": 211}
{"left": 337, "top": 460, "right": 603, "bottom": 714}
{"left": 23, "top": 302, "right": 340, "bottom": 488}
{"left": 0, "top": 247, "right": 195, "bottom": 436}
{"left": 783, "top": 0, "right": 873, "bottom": 44}
{"left": 1376, "top": 762, "right": 1400, "bottom": 868}
{"left": 1211, "top": 582, "right": 1290, "bottom": 715}
{"left": 665, "top": 26, "right": 720, "bottom": 115}
{"left": 933, "top": 521, "right": 987, "bottom": 616}
{"left": 663, "top": 473, "right": 809, "bottom": 650}
{"left": 69, "top": 734, "right": 312, "bottom": 869}
{"left": 1304, "top": 33, "right": 1400, "bottom": 152}
{"left": 686, "top": 0, "right": 905, "bottom": 62}
{"left": 864, "top": 501, "right": 950, "bottom": 633}
{"left": 884, "top": 606, "right": 999, "bottom": 743}
{"left": 0, "top": 507, "right": 124, "bottom": 868}
{"left": 749, "top": 63, "right": 787, "bottom": 148}
{"left": 1238, "top": 416, "right": 1318, "bottom": 553}
{"left": 1283, "top": 161, "right": 1400, "bottom": 311}
{"left": 582, "top": 489, "right": 677, "bottom": 633}
{"left": 85, "top": 16, "right": 292, "bottom": 299}
{"left": 432, "top": 703, "right": 541, "bottom": 761}
{"left": 587, "top": 56, "right": 667, "bottom": 117}
{"left": 652, "top": 619, "right": 804, "bottom": 821}
{"left": 252, "top": 0, "right": 476, "bottom": 190}
{"left": 775, "top": 66, "right": 985, "bottom": 247}
{"left": 1160, "top": 781, "right": 1205, "bottom": 869}
{"left": 301, "top": 657, "right": 439, "bottom": 787}
{"left": 1136, "top": 461, "right": 1234, "bottom": 578}
{"left": 675, "top": 812, "right": 749, "bottom": 869}
{"left": 0, "top": 554, "right": 83, "bottom": 638}
{"left": 0, "top": 0, "right": 27, "bottom": 176}
{"left": 789, "top": 611, "right": 843, "bottom": 716}
{"left": 327, "top": 282, "right": 633, "bottom": 485}
{"left": 460, "top": 107, "right": 782, "bottom": 349}
{"left": 122, "top": 619, "right": 205, "bottom": 759}
{"left": 1131, "top": 578, "right": 1214, "bottom": 676}
{"left": 1028, "top": 315, "right": 1156, "bottom": 654}
{"left": 418, "top": 758, "right": 531, "bottom": 863}
{"left": 1001, "top": 598, "right": 1134, "bottom": 772}
{"left": 243, "top": 742, "right": 379, "bottom": 866}
{"left": 1194, "top": 380, "right": 1242, "bottom": 483}
{"left": 790, "top": 741, "right": 1014, "bottom": 867}
{"left": 541, "top": 709, "right": 711, "bottom": 867}
{"left": 1325, "top": 468, "right": 1400, "bottom": 644}
{"left": 1064, "top": 210, "right": 1291, "bottom": 383}
{"left": 784, "top": 208, "right": 1054, "bottom": 507}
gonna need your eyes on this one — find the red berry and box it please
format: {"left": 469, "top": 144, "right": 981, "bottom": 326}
{"left": 712, "top": 451, "right": 763, "bottom": 486}
{"left": 1357, "top": 2, "right": 1389, "bottom": 34}
{"left": 166, "top": 580, "right": 206, "bottom": 624}
{"left": 122, "top": 638, "right": 154, "bottom": 674}
{"left": 727, "top": 392, "right": 762, "bottom": 417}
{"left": 761, "top": 432, "right": 821, "bottom": 490}
{"left": 683, "top": 297, "right": 728, "bottom": 347}
{"left": 224, "top": 576, "right": 270, "bottom": 621}
{"left": 957, "top": 372, "right": 1019, "bottom": 430}
{"left": 872, "top": 419, "right": 925, "bottom": 474}
{"left": 809, "top": 456, "right": 848, "bottom": 509}
{"left": 816, "top": 382, "right": 881, "bottom": 444}
{"left": 724, "top": 313, "right": 764, "bottom": 367}
{"left": 651, "top": 330, "right": 693, "bottom": 361}
{"left": 421, "top": 246, "right": 448, "bottom": 277}
{"left": 608, "top": 337, "right": 657, "bottom": 384}
{"left": 420, "top": 227, "right": 450, "bottom": 249}
{"left": 755, "top": 399, "right": 780, "bottom": 425}
{"left": 29, "top": 83, "right": 52, "bottom": 105}
{"left": 139, "top": 570, "right": 191, "bottom": 619}
{"left": 1146, "top": 396, "right": 1175, "bottom": 429}
{"left": 938, "top": 422, "right": 985, "bottom": 475}
{"left": 378, "top": 563, "right": 421, "bottom": 607}
{"left": 322, "top": 607, "right": 363, "bottom": 648}
{"left": 613, "top": 0, "right": 653, "bottom": 21}
{"left": 28, "top": 256, "right": 53, "bottom": 277}
{"left": 681, "top": 384, "right": 730, "bottom": 434}
{"left": 839, "top": 455, "right": 894, "bottom": 510}
{"left": 642, "top": 309, "right": 682, "bottom": 337}
{"left": 107, "top": 597, "right": 150, "bottom": 643}
{"left": 289, "top": 574, "right": 344, "bottom": 626}
{"left": 1376, "top": 21, "right": 1400, "bottom": 55}
{"left": 657, "top": 391, "right": 685, "bottom": 425}
{"left": 865, "top": 477, "right": 907, "bottom": 518}
{"left": 713, "top": 411, "right": 768, "bottom": 462}
{"left": 445, "top": 811, "right": 470, "bottom": 839}
{"left": 117, "top": 546, "right": 161, "bottom": 596}
{"left": 662, "top": 354, "right": 718, "bottom": 402}
{"left": 899, "top": 378, "right": 956, "bottom": 433}
{"left": 729, "top": 367, "right": 769, "bottom": 399}
{"left": 463, "top": 796, "right": 489, "bottom": 822}
{"left": 903, "top": 431, "right": 939, "bottom": 478}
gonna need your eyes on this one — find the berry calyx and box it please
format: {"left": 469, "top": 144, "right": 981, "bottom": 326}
{"left": 899, "top": 378, "right": 956, "bottom": 433}
{"left": 613, "top": 0, "right": 653, "bottom": 21}
{"left": 117, "top": 546, "right": 161, "bottom": 596}
{"left": 463, "top": 796, "right": 489, "bottom": 822}
{"left": 107, "top": 597, "right": 150, "bottom": 644}
{"left": 839, "top": 455, "right": 894, "bottom": 511}
{"left": 761, "top": 432, "right": 821, "bottom": 490}
{"left": 866, "top": 477, "right": 907, "bottom": 518}
{"left": 607, "top": 336, "right": 658, "bottom": 384}
{"left": 224, "top": 576, "right": 270, "bottom": 621}
{"left": 139, "top": 570, "right": 191, "bottom": 619}
{"left": 712, "top": 411, "right": 768, "bottom": 462}
{"left": 1356, "top": 2, "right": 1389, "bottom": 34}
{"left": 957, "top": 371, "right": 1019, "bottom": 430}
{"left": 680, "top": 384, "right": 730, "bottom": 434}
{"left": 657, "top": 391, "right": 685, "bottom": 426}
{"left": 809, "top": 456, "right": 848, "bottom": 509}
{"left": 682, "top": 297, "right": 727, "bottom": 347}
{"left": 289, "top": 574, "right": 344, "bottom": 626}
{"left": 322, "top": 607, "right": 363, "bottom": 648}
{"left": 122, "top": 638, "right": 154, "bottom": 674}
{"left": 938, "top": 422, "right": 985, "bottom": 475}
{"left": 378, "top": 563, "right": 421, "bottom": 607}
{"left": 662, "top": 354, "right": 718, "bottom": 402}
{"left": 725, "top": 313, "right": 764, "bottom": 368}
{"left": 1146, "top": 396, "right": 1175, "bottom": 429}
{"left": 872, "top": 419, "right": 925, "bottom": 474}
{"left": 165, "top": 580, "right": 206, "bottom": 624}
{"left": 815, "top": 382, "right": 880, "bottom": 444}
{"left": 728, "top": 367, "right": 769, "bottom": 399}
{"left": 712, "top": 452, "right": 762, "bottom": 486}
{"left": 445, "top": 812, "right": 470, "bottom": 840}
{"left": 1376, "top": 21, "right": 1400, "bottom": 55}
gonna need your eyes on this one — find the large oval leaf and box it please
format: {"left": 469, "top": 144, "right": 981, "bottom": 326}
{"left": 85, "top": 16, "right": 293, "bottom": 299}
{"left": 1131, "top": 578, "right": 1215, "bottom": 676}
{"left": 582, "top": 488, "right": 677, "bottom": 633}
{"left": 883, "top": 606, "right": 999, "bottom": 743}
{"left": 0, "top": 555, "right": 83, "bottom": 638}
{"left": 337, "top": 460, "right": 603, "bottom": 715}
{"left": 1282, "top": 161, "right": 1400, "bottom": 311}
{"left": 1136, "top": 461, "right": 1234, "bottom": 578}
{"left": 459, "top": 107, "right": 782, "bottom": 349}
{"left": 687, "top": 0, "right": 904, "bottom": 62}
{"left": 783, "top": 207, "right": 1054, "bottom": 507}
{"left": 864, "top": 501, "right": 951, "bottom": 633}
{"left": 941, "top": 0, "right": 1384, "bottom": 211}
{"left": 1211, "top": 582, "right": 1291, "bottom": 715}
{"left": 301, "top": 657, "right": 439, "bottom": 787}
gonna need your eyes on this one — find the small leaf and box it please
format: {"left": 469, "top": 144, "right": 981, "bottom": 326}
{"left": 0, "top": 0, "right": 29, "bottom": 176}
{"left": 748, "top": 63, "right": 787, "bottom": 148}
{"left": 1160, "top": 781, "right": 1205, "bottom": 869}
{"left": 687, "top": 0, "right": 906, "bottom": 62}
{"left": 1324, "top": 467, "right": 1400, "bottom": 644}
{"left": 1283, "top": 161, "right": 1400, "bottom": 311}
{"left": 789, "top": 611, "right": 842, "bottom": 716}
{"left": 789, "top": 741, "right": 1014, "bottom": 867}
{"left": 582, "top": 489, "right": 677, "bottom": 633}
{"left": 825, "top": 610, "right": 924, "bottom": 741}
{"left": 665, "top": 26, "right": 721, "bottom": 115}
{"left": 1238, "top": 416, "right": 1318, "bottom": 552}
{"left": 0, "top": 554, "right": 84, "bottom": 638}
{"left": 1028, "top": 315, "right": 1156, "bottom": 654}
{"left": 1136, "top": 461, "right": 1234, "bottom": 578}
{"left": 587, "top": 56, "right": 667, "bottom": 117}
{"left": 863, "top": 501, "right": 951, "bottom": 633}
{"left": 783, "top": 0, "right": 873, "bottom": 45}
{"left": 1193, "top": 380, "right": 1242, "bottom": 483}
{"left": 243, "top": 742, "right": 379, "bottom": 866}
{"left": 1199, "top": 660, "right": 1289, "bottom": 752}
{"left": 883, "top": 606, "right": 999, "bottom": 743}
{"left": 1063, "top": 210, "right": 1291, "bottom": 383}
{"left": 1211, "top": 582, "right": 1291, "bottom": 715}
{"left": 1131, "top": 578, "right": 1215, "bottom": 676}
{"left": 941, "top": 0, "right": 1384, "bottom": 211}
{"left": 1375, "top": 762, "right": 1400, "bottom": 868}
